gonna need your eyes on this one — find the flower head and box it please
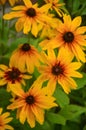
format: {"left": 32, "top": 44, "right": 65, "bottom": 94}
{"left": 43, "top": 15, "right": 86, "bottom": 62}
{"left": 0, "top": 64, "right": 32, "bottom": 91}
{"left": 3, "top": 0, "right": 52, "bottom": 36}
{"left": 7, "top": 83, "right": 57, "bottom": 128}
{"left": 9, "top": 43, "right": 41, "bottom": 73}
{"left": 36, "top": 49, "right": 82, "bottom": 94}
{"left": 0, "top": 108, "right": 13, "bottom": 130}
{"left": 44, "top": 0, "right": 65, "bottom": 17}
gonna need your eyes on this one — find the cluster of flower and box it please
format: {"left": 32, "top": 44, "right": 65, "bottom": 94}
{"left": 0, "top": 0, "right": 86, "bottom": 129}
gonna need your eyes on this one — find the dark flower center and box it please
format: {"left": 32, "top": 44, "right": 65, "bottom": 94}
{"left": 4, "top": 67, "right": 21, "bottom": 83}
{"left": 52, "top": 63, "right": 63, "bottom": 76}
{"left": 26, "top": 8, "right": 36, "bottom": 17}
{"left": 21, "top": 43, "right": 31, "bottom": 51}
{"left": 26, "top": 95, "right": 35, "bottom": 105}
{"left": 63, "top": 32, "right": 74, "bottom": 43}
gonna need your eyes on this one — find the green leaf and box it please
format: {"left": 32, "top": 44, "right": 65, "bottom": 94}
{"left": 54, "top": 87, "right": 70, "bottom": 108}
{"left": 75, "top": 73, "right": 86, "bottom": 89}
{"left": 72, "top": 0, "right": 80, "bottom": 13}
{"left": 59, "top": 104, "right": 86, "bottom": 120}
{"left": 46, "top": 112, "right": 66, "bottom": 125}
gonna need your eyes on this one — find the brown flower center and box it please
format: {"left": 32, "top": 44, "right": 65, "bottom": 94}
{"left": 52, "top": 63, "right": 63, "bottom": 76}
{"left": 63, "top": 32, "right": 74, "bottom": 43}
{"left": 26, "top": 95, "right": 35, "bottom": 105}
{"left": 21, "top": 43, "right": 31, "bottom": 51}
{"left": 4, "top": 67, "right": 21, "bottom": 83}
{"left": 26, "top": 8, "right": 36, "bottom": 17}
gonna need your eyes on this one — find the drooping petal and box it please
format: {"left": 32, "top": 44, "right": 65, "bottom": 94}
{"left": 31, "top": 105, "right": 44, "bottom": 125}
{"left": 31, "top": 21, "right": 38, "bottom": 37}
{"left": 46, "top": 78, "right": 56, "bottom": 95}
{"left": 15, "top": 17, "right": 25, "bottom": 32}
{"left": 19, "top": 105, "right": 27, "bottom": 124}
{"left": 23, "top": 17, "right": 31, "bottom": 34}
{"left": 27, "top": 106, "right": 35, "bottom": 128}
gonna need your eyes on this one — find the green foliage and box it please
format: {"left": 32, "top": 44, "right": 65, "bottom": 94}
{"left": 54, "top": 87, "right": 70, "bottom": 108}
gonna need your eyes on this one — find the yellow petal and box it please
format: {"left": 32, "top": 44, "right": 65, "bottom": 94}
{"left": 72, "top": 43, "right": 85, "bottom": 62}
{"left": 71, "top": 16, "right": 82, "bottom": 31}
{"left": 58, "top": 78, "right": 71, "bottom": 94}
{"left": 48, "top": 49, "right": 56, "bottom": 62}
{"left": 23, "top": 75, "right": 32, "bottom": 79}
{"left": 68, "top": 62, "right": 82, "bottom": 70}
{"left": 31, "top": 106, "right": 44, "bottom": 125}
{"left": 7, "top": 100, "right": 25, "bottom": 109}
{"left": 19, "top": 105, "right": 27, "bottom": 124}
{"left": 46, "top": 78, "right": 56, "bottom": 95}
{"left": 4, "top": 125, "right": 14, "bottom": 130}
{"left": 23, "top": 0, "right": 32, "bottom": 7}
{"left": 1, "top": 112, "right": 10, "bottom": 118}
{"left": 15, "top": 17, "right": 25, "bottom": 32}
{"left": 26, "top": 56, "right": 34, "bottom": 73}
{"left": 31, "top": 21, "right": 38, "bottom": 37}
{"left": 23, "top": 17, "right": 31, "bottom": 34}
{"left": 69, "top": 71, "right": 83, "bottom": 78}
{"left": 9, "top": 84, "right": 24, "bottom": 97}
{"left": 40, "top": 3, "right": 51, "bottom": 12}
{"left": 58, "top": 47, "right": 73, "bottom": 63}
{"left": 27, "top": 106, "right": 35, "bottom": 128}
{"left": 0, "top": 79, "right": 7, "bottom": 86}
{"left": 63, "top": 15, "right": 72, "bottom": 28}
{"left": 3, "top": 12, "right": 24, "bottom": 20}
{"left": 3, "top": 117, "right": 13, "bottom": 124}
{"left": 76, "top": 26, "right": 86, "bottom": 34}
{"left": 0, "top": 64, "right": 8, "bottom": 70}
{"left": 12, "top": 6, "right": 26, "bottom": 10}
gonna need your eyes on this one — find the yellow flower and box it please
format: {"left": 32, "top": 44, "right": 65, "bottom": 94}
{"left": 36, "top": 49, "right": 82, "bottom": 94}
{"left": 42, "top": 15, "right": 86, "bottom": 62}
{"left": 3, "top": 0, "right": 52, "bottom": 36}
{"left": 0, "top": 108, "right": 13, "bottom": 130}
{"left": 9, "top": 43, "right": 41, "bottom": 74}
{"left": 0, "top": 0, "right": 21, "bottom": 6}
{"left": 0, "top": 64, "right": 32, "bottom": 91}
{"left": 44, "top": 0, "right": 65, "bottom": 17}
{"left": 7, "top": 83, "right": 57, "bottom": 128}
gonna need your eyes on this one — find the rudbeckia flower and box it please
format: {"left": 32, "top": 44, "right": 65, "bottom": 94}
{"left": 9, "top": 43, "right": 42, "bottom": 73}
{"left": 7, "top": 83, "right": 57, "bottom": 128}
{"left": 43, "top": 15, "right": 86, "bottom": 62}
{"left": 44, "top": 0, "right": 65, "bottom": 17}
{"left": 36, "top": 49, "right": 82, "bottom": 94}
{"left": 0, "top": 108, "right": 13, "bottom": 130}
{"left": 0, "top": 64, "right": 32, "bottom": 91}
{"left": 3, "top": 0, "right": 52, "bottom": 36}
